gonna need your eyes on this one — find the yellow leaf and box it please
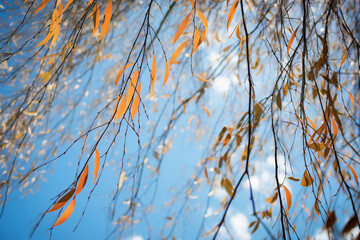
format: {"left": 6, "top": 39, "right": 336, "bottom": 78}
{"left": 48, "top": 189, "right": 75, "bottom": 212}
{"left": 226, "top": 0, "right": 238, "bottom": 32}
{"left": 118, "top": 172, "right": 126, "bottom": 190}
{"left": 163, "top": 62, "right": 169, "bottom": 86}
{"left": 127, "top": 70, "right": 139, "bottom": 105}
{"left": 93, "top": 3, "right": 100, "bottom": 35}
{"left": 35, "top": 0, "right": 50, "bottom": 14}
{"left": 131, "top": 83, "right": 141, "bottom": 120}
{"left": 287, "top": 24, "right": 300, "bottom": 54}
{"left": 345, "top": 163, "right": 359, "bottom": 185}
{"left": 115, "top": 63, "right": 135, "bottom": 86}
{"left": 300, "top": 170, "right": 314, "bottom": 187}
{"left": 170, "top": 40, "right": 189, "bottom": 68}
{"left": 283, "top": 185, "right": 292, "bottom": 209}
{"left": 116, "top": 92, "right": 127, "bottom": 121}
{"left": 340, "top": 50, "right": 348, "bottom": 67}
{"left": 76, "top": 164, "right": 88, "bottom": 195}
{"left": 194, "top": 73, "right": 208, "bottom": 82}
{"left": 150, "top": 56, "right": 156, "bottom": 94}
{"left": 94, "top": 149, "right": 100, "bottom": 183}
{"left": 202, "top": 105, "right": 210, "bottom": 118}
{"left": 174, "top": 12, "right": 191, "bottom": 44}
{"left": 222, "top": 177, "right": 234, "bottom": 197}
{"left": 53, "top": 198, "right": 75, "bottom": 227}
{"left": 100, "top": 0, "right": 112, "bottom": 40}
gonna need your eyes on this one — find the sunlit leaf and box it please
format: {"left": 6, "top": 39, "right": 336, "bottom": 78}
{"left": 53, "top": 198, "right": 75, "bottom": 227}
{"left": 93, "top": 3, "right": 100, "bottom": 35}
{"left": 93, "top": 149, "right": 100, "bottom": 183}
{"left": 226, "top": 0, "right": 239, "bottom": 32}
{"left": 76, "top": 164, "right": 88, "bottom": 195}
{"left": 283, "top": 185, "right": 292, "bottom": 209}
{"left": 100, "top": 0, "right": 112, "bottom": 40}
{"left": 63, "top": 0, "right": 73, "bottom": 11}
{"left": 287, "top": 24, "right": 300, "bottom": 54}
{"left": 127, "top": 69, "right": 139, "bottom": 105}
{"left": 170, "top": 40, "right": 189, "bottom": 68}
{"left": 345, "top": 163, "right": 358, "bottom": 184}
{"left": 191, "top": 27, "right": 200, "bottom": 54}
{"left": 131, "top": 83, "right": 141, "bottom": 120}
{"left": 287, "top": 177, "right": 299, "bottom": 182}
{"left": 150, "top": 56, "right": 156, "bottom": 94}
{"left": 340, "top": 50, "right": 348, "bottom": 67}
{"left": 308, "top": 142, "right": 326, "bottom": 151}
{"left": 35, "top": 0, "right": 50, "bottom": 14}
{"left": 194, "top": 73, "right": 208, "bottom": 82}
{"left": 116, "top": 92, "right": 127, "bottom": 121}
{"left": 48, "top": 189, "right": 75, "bottom": 212}
{"left": 202, "top": 105, "right": 210, "bottom": 118}
{"left": 265, "top": 192, "right": 278, "bottom": 204}
{"left": 115, "top": 63, "right": 135, "bottom": 86}
{"left": 118, "top": 172, "right": 126, "bottom": 190}
{"left": 174, "top": 12, "right": 191, "bottom": 44}
{"left": 163, "top": 62, "right": 169, "bottom": 86}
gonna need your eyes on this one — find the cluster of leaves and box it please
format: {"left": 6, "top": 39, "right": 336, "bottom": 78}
{"left": 0, "top": 0, "right": 359, "bottom": 239}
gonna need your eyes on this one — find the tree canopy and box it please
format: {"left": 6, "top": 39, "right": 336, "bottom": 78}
{"left": 0, "top": 0, "right": 359, "bottom": 239}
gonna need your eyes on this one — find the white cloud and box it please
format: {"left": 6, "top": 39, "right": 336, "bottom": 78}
{"left": 230, "top": 213, "right": 251, "bottom": 240}
{"left": 125, "top": 235, "right": 144, "bottom": 240}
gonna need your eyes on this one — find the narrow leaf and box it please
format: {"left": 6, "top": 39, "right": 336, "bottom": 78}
{"left": 93, "top": 3, "right": 100, "bottom": 35}
{"left": 76, "top": 164, "right": 88, "bottom": 195}
{"left": 266, "top": 192, "right": 278, "bottom": 204}
{"left": 150, "top": 56, "right": 156, "bottom": 94}
{"left": 202, "top": 105, "right": 210, "bottom": 118}
{"left": 131, "top": 83, "right": 141, "bottom": 120}
{"left": 194, "top": 73, "right": 208, "bottom": 82}
{"left": 116, "top": 92, "right": 127, "bottom": 121}
{"left": 174, "top": 12, "right": 191, "bottom": 44}
{"left": 93, "top": 149, "right": 100, "bottom": 183}
{"left": 196, "top": 10, "right": 208, "bottom": 36}
{"left": 115, "top": 63, "right": 135, "bottom": 86}
{"left": 127, "top": 70, "right": 139, "bottom": 105}
{"left": 345, "top": 163, "right": 358, "bottom": 184}
{"left": 48, "top": 189, "right": 75, "bottom": 212}
{"left": 163, "top": 62, "right": 169, "bottom": 86}
{"left": 63, "top": 0, "right": 73, "bottom": 11}
{"left": 100, "top": 0, "right": 112, "bottom": 40}
{"left": 283, "top": 185, "right": 292, "bottom": 209}
{"left": 35, "top": 0, "right": 50, "bottom": 14}
{"left": 118, "top": 172, "right": 126, "bottom": 190}
{"left": 53, "top": 198, "right": 75, "bottom": 227}
{"left": 191, "top": 27, "right": 200, "bottom": 55}
{"left": 226, "top": 0, "right": 238, "bottom": 31}
{"left": 340, "top": 50, "right": 348, "bottom": 67}
{"left": 287, "top": 25, "right": 300, "bottom": 54}
{"left": 170, "top": 40, "right": 189, "bottom": 68}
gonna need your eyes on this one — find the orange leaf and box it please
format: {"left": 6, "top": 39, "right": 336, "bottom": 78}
{"left": 349, "top": 92, "right": 355, "bottom": 106}
{"left": 93, "top": 3, "right": 100, "bottom": 35}
{"left": 340, "top": 50, "right": 348, "bottom": 67}
{"left": 266, "top": 192, "right": 278, "bottom": 204}
{"left": 53, "top": 198, "right": 75, "bottom": 227}
{"left": 63, "top": 0, "right": 73, "bottom": 11}
{"left": 76, "top": 164, "right": 88, "bottom": 195}
{"left": 283, "top": 185, "right": 292, "bottom": 209}
{"left": 35, "top": 0, "right": 50, "bottom": 14}
{"left": 331, "top": 118, "right": 338, "bottom": 139}
{"left": 346, "top": 163, "right": 359, "bottom": 185}
{"left": 170, "top": 40, "right": 189, "bottom": 68}
{"left": 131, "top": 83, "right": 141, "bottom": 120}
{"left": 235, "top": 25, "right": 241, "bottom": 39}
{"left": 196, "top": 10, "right": 208, "bottom": 36}
{"left": 194, "top": 73, "right": 208, "bottom": 82}
{"left": 100, "top": 0, "right": 112, "bottom": 40}
{"left": 189, "top": 0, "right": 194, "bottom": 8}
{"left": 174, "top": 12, "right": 191, "bottom": 44}
{"left": 301, "top": 170, "right": 314, "bottom": 187}
{"left": 202, "top": 105, "right": 210, "bottom": 118}
{"left": 163, "top": 62, "right": 169, "bottom": 86}
{"left": 287, "top": 24, "right": 300, "bottom": 55}
{"left": 116, "top": 92, "right": 127, "bottom": 121}
{"left": 226, "top": 0, "right": 238, "bottom": 32}
{"left": 150, "top": 56, "right": 156, "bottom": 94}
{"left": 115, "top": 63, "right": 135, "bottom": 86}
{"left": 204, "top": 167, "right": 209, "bottom": 184}
{"left": 191, "top": 27, "right": 200, "bottom": 55}
{"left": 127, "top": 70, "right": 139, "bottom": 105}
{"left": 93, "top": 149, "right": 100, "bottom": 183}
{"left": 48, "top": 189, "right": 75, "bottom": 212}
